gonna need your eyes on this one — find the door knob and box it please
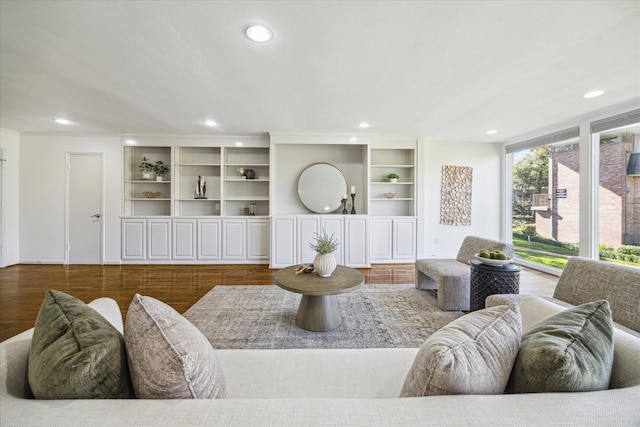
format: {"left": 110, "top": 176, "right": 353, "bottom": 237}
{"left": 92, "top": 214, "right": 101, "bottom": 218}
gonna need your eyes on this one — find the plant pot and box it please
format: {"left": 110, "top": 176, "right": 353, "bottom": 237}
{"left": 390, "top": 178, "right": 398, "bottom": 183}
{"left": 155, "top": 176, "right": 163, "bottom": 181}
{"left": 142, "top": 172, "right": 153, "bottom": 181}
{"left": 313, "top": 252, "right": 337, "bottom": 277}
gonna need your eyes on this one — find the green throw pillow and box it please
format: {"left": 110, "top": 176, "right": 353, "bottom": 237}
{"left": 28, "top": 290, "right": 133, "bottom": 399}
{"left": 506, "top": 300, "right": 614, "bottom": 393}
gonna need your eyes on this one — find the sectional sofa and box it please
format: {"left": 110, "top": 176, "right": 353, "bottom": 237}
{"left": 1, "top": 257, "right": 639, "bottom": 426}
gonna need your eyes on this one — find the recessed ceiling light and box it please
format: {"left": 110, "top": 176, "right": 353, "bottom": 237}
{"left": 358, "top": 122, "right": 370, "bottom": 129}
{"left": 486, "top": 129, "right": 498, "bottom": 135}
{"left": 246, "top": 24, "right": 273, "bottom": 43}
{"left": 203, "top": 119, "right": 217, "bottom": 127}
{"left": 53, "top": 118, "right": 72, "bottom": 125}
{"left": 584, "top": 90, "right": 604, "bottom": 98}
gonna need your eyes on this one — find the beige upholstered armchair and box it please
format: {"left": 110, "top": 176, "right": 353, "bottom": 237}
{"left": 415, "top": 236, "right": 514, "bottom": 311}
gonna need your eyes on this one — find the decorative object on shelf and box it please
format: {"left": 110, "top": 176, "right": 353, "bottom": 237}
{"left": 139, "top": 156, "right": 154, "bottom": 180}
{"left": 195, "top": 175, "right": 207, "bottom": 199}
{"left": 341, "top": 194, "right": 348, "bottom": 214}
{"left": 387, "top": 173, "right": 399, "bottom": 183}
{"left": 297, "top": 162, "right": 348, "bottom": 214}
{"left": 143, "top": 191, "right": 161, "bottom": 199}
{"left": 350, "top": 186, "right": 356, "bottom": 214}
{"left": 237, "top": 168, "right": 255, "bottom": 179}
{"left": 153, "top": 161, "right": 169, "bottom": 181}
{"left": 309, "top": 229, "right": 339, "bottom": 277}
{"left": 248, "top": 203, "right": 256, "bottom": 216}
{"left": 384, "top": 192, "right": 397, "bottom": 199}
{"left": 440, "top": 165, "right": 473, "bottom": 226}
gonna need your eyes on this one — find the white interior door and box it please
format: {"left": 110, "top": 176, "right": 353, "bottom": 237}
{"left": 0, "top": 148, "right": 4, "bottom": 268}
{"left": 68, "top": 153, "right": 103, "bottom": 264}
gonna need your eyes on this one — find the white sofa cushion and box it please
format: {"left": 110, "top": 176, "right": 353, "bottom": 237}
{"left": 217, "top": 348, "right": 418, "bottom": 399}
{"left": 400, "top": 303, "right": 521, "bottom": 396}
{"left": 124, "top": 294, "right": 227, "bottom": 399}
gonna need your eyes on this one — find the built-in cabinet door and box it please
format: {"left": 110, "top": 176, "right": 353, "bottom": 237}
{"left": 198, "top": 219, "right": 221, "bottom": 260}
{"left": 370, "top": 219, "right": 393, "bottom": 261}
{"left": 369, "top": 217, "right": 416, "bottom": 263}
{"left": 247, "top": 218, "right": 269, "bottom": 260}
{"left": 270, "top": 216, "right": 296, "bottom": 268}
{"left": 122, "top": 218, "right": 146, "bottom": 260}
{"left": 222, "top": 219, "right": 245, "bottom": 260}
{"left": 322, "top": 217, "right": 343, "bottom": 265}
{"left": 173, "top": 219, "right": 196, "bottom": 260}
{"left": 344, "top": 216, "right": 369, "bottom": 267}
{"left": 147, "top": 219, "right": 172, "bottom": 260}
{"left": 393, "top": 218, "right": 416, "bottom": 259}
{"left": 297, "top": 216, "right": 344, "bottom": 265}
{"left": 297, "top": 216, "right": 320, "bottom": 264}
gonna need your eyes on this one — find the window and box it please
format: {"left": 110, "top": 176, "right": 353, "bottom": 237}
{"left": 507, "top": 129, "right": 580, "bottom": 270}
{"left": 592, "top": 112, "right": 640, "bottom": 267}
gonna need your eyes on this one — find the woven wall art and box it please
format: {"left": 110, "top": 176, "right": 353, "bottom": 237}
{"left": 440, "top": 165, "right": 473, "bottom": 226}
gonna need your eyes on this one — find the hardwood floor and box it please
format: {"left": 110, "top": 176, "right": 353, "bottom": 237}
{"left": 0, "top": 263, "right": 557, "bottom": 342}
{"left": 0, "top": 263, "right": 417, "bottom": 342}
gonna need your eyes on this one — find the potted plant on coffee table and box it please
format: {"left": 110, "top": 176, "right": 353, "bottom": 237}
{"left": 310, "top": 229, "right": 340, "bottom": 277}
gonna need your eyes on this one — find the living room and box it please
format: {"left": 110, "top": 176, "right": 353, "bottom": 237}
{"left": 1, "top": 1, "right": 639, "bottom": 425}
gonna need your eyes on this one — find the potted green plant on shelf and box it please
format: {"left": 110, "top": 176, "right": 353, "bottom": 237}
{"left": 309, "top": 229, "right": 340, "bottom": 277}
{"left": 153, "top": 160, "right": 170, "bottom": 181}
{"left": 387, "top": 172, "right": 399, "bottom": 183}
{"left": 139, "top": 156, "right": 154, "bottom": 180}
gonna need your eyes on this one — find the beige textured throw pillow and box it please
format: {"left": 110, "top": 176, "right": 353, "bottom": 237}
{"left": 124, "top": 294, "right": 227, "bottom": 399}
{"left": 400, "top": 303, "right": 521, "bottom": 397}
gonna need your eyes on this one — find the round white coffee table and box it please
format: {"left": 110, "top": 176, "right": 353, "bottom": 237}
{"left": 274, "top": 265, "right": 364, "bottom": 331}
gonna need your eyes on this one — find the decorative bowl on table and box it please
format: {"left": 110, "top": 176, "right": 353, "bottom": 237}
{"left": 474, "top": 253, "right": 512, "bottom": 266}
{"left": 143, "top": 191, "right": 161, "bottom": 198}
{"left": 383, "top": 192, "right": 397, "bottom": 199}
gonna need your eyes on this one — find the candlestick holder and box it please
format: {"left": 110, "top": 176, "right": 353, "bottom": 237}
{"left": 350, "top": 193, "right": 356, "bottom": 214}
{"left": 341, "top": 198, "right": 348, "bottom": 214}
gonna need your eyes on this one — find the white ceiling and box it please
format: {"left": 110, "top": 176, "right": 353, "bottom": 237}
{"left": 1, "top": 1, "right": 639, "bottom": 143}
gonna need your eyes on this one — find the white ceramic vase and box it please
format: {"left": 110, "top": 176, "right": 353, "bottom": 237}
{"left": 314, "top": 252, "right": 337, "bottom": 277}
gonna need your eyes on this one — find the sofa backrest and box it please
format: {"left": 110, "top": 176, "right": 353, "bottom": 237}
{"left": 456, "top": 236, "right": 514, "bottom": 264}
{"left": 554, "top": 257, "right": 640, "bottom": 333}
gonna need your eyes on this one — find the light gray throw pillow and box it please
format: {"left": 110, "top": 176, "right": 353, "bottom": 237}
{"left": 400, "top": 303, "right": 521, "bottom": 396}
{"left": 124, "top": 294, "right": 227, "bottom": 399}
{"left": 506, "top": 300, "right": 614, "bottom": 393}
{"left": 28, "top": 290, "right": 133, "bottom": 399}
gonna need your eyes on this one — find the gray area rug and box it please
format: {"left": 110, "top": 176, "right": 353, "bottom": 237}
{"left": 184, "top": 284, "right": 463, "bottom": 349}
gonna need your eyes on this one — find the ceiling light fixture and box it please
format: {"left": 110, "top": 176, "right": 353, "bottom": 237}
{"left": 584, "top": 90, "right": 604, "bottom": 98}
{"left": 203, "top": 119, "right": 217, "bottom": 127}
{"left": 53, "top": 118, "right": 72, "bottom": 125}
{"left": 486, "top": 129, "right": 498, "bottom": 135}
{"left": 246, "top": 24, "right": 273, "bottom": 43}
{"left": 358, "top": 122, "right": 370, "bottom": 129}
{"left": 125, "top": 139, "right": 137, "bottom": 145}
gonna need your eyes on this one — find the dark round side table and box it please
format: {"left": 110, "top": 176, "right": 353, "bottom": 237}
{"left": 469, "top": 258, "right": 521, "bottom": 311}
